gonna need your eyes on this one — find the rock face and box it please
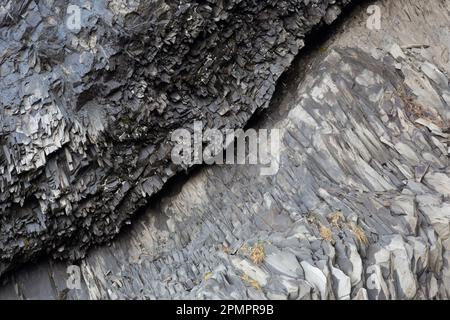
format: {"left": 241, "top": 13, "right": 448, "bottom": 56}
{"left": 0, "top": 0, "right": 351, "bottom": 275}
{"left": 1, "top": 0, "right": 450, "bottom": 301}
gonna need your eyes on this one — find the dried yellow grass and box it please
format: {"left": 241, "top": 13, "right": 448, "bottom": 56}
{"left": 349, "top": 223, "right": 369, "bottom": 245}
{"left": 319, "top": 224, "right": 333, "bottom": 242}
{"left": 250, "top": 243, "right": 266, "bottom": 265}
{"left": 241, "top": 274, "right": 262, "bottom": 291}
{"left": 328, "top": 211, "right": 345, "bottom": 227}
{"left": 204, "top": 272, "right": 213, "bottom": 281}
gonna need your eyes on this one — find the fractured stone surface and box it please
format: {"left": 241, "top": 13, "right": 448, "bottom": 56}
{"left": 0, "top": 0, "right": 351, "bottom": 275}
{"left": 1, "top": 0, "right": 450, "bottom": 300}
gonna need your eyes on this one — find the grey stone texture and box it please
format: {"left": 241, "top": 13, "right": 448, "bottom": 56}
{"left": 1, "top": 0, "right": 450, "bottom": 300}
{"left": 0, "top": 0, "right": 351, "bottom": 275}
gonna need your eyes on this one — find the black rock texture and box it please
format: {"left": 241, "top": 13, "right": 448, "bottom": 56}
{"left": 0, "top": 0, "right": 351, "bottom": 275}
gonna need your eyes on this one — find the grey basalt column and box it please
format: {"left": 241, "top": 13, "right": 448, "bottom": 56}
{"left": 0, "top": 0, "right": 351, "bottom": 276}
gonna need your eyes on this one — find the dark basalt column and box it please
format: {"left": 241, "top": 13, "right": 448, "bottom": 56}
{"left": 0, "top": 0, "right": 351, "bottom": 276}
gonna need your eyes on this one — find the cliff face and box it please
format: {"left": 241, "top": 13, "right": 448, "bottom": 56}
{"left": 0, "top": 0, "right": 351, "bottom": 275}
{"left": 1, "top": 0, "right": 450, "bottom": 301}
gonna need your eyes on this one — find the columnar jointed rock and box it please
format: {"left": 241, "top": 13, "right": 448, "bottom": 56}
{"left": 0, "top": 0, "right": 352, "bottom": 275}
{"left": 1, "top": 0, "right": 449, "bottom": 300}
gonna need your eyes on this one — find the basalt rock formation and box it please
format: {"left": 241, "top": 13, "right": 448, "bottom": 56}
{"left": 0, "top": 0, "right": 352, "bottom": 276}
{"left": 2, "top": 0, "right": 450, "bottom": 301}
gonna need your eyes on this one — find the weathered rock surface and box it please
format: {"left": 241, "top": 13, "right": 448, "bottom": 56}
{"left": 1, "top": 0, "right": 450, "bottom": 300}
{"left": 0, "top": 0, "right": 351, "bottom": 275}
